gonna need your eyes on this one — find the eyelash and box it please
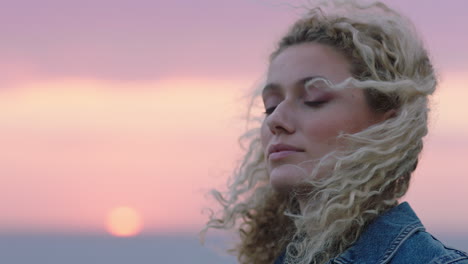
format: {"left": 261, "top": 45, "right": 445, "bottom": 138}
{"left": 264, "top": 101, "right": 326, "bottom": 115}
{"left": 264, "top": 106, "right": 276, "bottom": 115}
{"left": 304, "top": 101, "right": 326, "bottom": 107}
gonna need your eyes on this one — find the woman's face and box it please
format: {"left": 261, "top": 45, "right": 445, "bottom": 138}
{"left": 261, "top": 42, "right": 387, "bottom": 192}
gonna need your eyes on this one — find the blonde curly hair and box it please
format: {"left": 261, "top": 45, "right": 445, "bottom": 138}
{"left": 201, "top": 1, "right": 437, "bottom": 264}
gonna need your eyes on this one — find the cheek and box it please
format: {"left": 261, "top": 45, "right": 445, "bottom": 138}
{"left": 304, "top": 98, "right": 375, "bottom": 137}
{"left": 303, "top": 116, "right": 343, "bottom": 146}
{"left": 302, "top": 108, "right": 377, "bottom": 150}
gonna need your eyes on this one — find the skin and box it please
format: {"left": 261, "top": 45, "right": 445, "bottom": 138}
{"left": 260, "top": 42, "right": 390, "bottom": 197}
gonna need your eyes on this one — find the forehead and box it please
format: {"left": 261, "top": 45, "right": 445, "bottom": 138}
{"left": 266, "top": 42, "right": 352, "bottom": 88}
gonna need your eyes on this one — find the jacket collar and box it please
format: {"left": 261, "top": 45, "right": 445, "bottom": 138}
{"left": 331, "top": 202, "right": 425, "bottom": 264}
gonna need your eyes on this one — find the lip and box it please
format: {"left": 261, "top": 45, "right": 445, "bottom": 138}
{"left": 267, "top": 143, "right": 304, "bottom": 161}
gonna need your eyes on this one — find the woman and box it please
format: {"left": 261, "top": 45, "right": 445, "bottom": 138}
{"left": 202, "top": 1, "right": 468, "bottom": 264}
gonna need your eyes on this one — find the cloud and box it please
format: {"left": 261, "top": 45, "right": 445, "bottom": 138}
{"left": 2, "top": 0, "right": 467, "bottom": 87}
{"left": 0, "top": 0, "right": 296, "bottom": 84}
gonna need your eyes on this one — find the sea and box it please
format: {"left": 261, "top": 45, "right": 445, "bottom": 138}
{"left": 0, "top": 233, "right": 466, "bottom": 264}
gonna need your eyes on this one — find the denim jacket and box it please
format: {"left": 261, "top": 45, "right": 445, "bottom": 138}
{"left": 275, "top": 202, "right": 468, "bottom": 264}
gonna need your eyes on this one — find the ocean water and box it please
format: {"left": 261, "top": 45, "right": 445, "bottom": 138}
{"left": 0, "top": 233, "right": 466, "bottom": 264}
{"left": 0, "top": 234, "right": 237, "bottom": 264}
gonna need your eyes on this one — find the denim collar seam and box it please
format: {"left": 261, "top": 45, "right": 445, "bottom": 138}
{"left": 377, "top": 221, "right": 425, "bottom": 264}
{"left": 430, "top": 250, "right": 468, "bottom": 264}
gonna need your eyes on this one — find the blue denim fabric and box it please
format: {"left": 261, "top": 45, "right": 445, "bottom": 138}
{"left": 274, "top": 202, "right": 468, "bottom": 264}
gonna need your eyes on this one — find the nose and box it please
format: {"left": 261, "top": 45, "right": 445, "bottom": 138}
{"left": 266, "top": 101, "right": 295, "bottom": 135}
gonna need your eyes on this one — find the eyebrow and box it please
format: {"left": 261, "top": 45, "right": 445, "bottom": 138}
{"left": 262, "top": 75, "right": 326, "bottom": 96}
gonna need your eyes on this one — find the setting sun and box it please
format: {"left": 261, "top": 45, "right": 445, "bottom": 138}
{"left": 106, "top": 206, "right": 143, "bottom": 237}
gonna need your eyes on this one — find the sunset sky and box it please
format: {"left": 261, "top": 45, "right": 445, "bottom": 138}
{"left": 1, "top": 0, "right": 467, "bottom": 237}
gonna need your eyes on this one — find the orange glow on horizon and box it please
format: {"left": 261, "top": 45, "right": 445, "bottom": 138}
{"left": 0, "top": 78, "right": 246, "bottom": 233}
{"left": 106, "top": 206, "right": 143, "bottom": 237}
{"left": 0, "top": 76, "right": 467, "bottom": 234}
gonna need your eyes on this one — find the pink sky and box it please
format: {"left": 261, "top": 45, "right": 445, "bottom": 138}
{"left": 0, "top": 0, "right": 467, "bottom": 236}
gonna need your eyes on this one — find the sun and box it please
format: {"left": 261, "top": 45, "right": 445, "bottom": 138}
{"left": 106, "top": 206, "right": 143, "bottom": 237}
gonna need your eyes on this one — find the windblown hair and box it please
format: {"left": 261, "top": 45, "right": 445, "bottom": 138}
{"left": 201, "top": 1, "right": 437, "bottom": 264}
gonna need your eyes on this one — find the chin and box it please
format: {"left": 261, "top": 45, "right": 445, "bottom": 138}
{"left": 269, "top": 164, "right": 308, "bottom": 193}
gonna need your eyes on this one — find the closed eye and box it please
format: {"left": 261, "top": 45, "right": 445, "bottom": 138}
{"left": 304, "top": 101, "right": 326, "bottom": 107}
{"left": 264, "top": 106, "right": 277, "bottom": 115}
